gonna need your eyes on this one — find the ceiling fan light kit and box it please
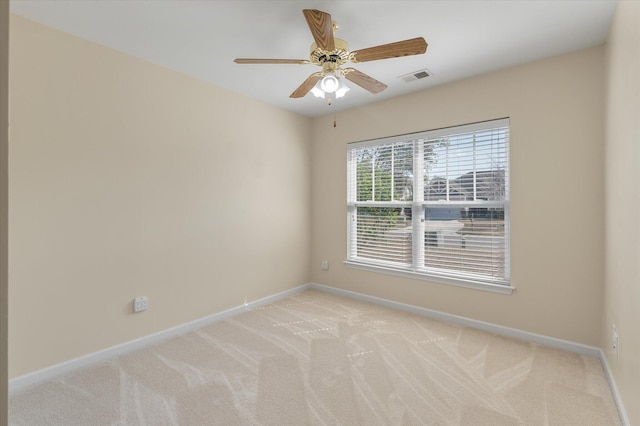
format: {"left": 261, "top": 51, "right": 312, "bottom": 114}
{"left": 310, "top": 71, "right": 350, "bottom": 100}
{"left": 320, "top": 74, "right": 339, "bottom": 93}
{"left": 234, "top": 9, "right": 428, "bottom": 101}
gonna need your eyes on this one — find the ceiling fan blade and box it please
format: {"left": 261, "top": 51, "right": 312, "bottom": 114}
{"left": 303, "top": 9, "right": 335, "bottom": 51}
{"left": 351, "top": 37, "right": 428, "bottom": 63}
{"left": 344, "top": 68, "right": 388, "bottom": 94}
{"left": 290, "top": 73, "right": 322, "bottom": 98}
{"left": 234, "top": 58, "right": 309, "bottom": 65}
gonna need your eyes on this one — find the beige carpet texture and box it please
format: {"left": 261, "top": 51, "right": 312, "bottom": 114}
{"left": 9, "top": 289, "right": 621, "bottom": 425}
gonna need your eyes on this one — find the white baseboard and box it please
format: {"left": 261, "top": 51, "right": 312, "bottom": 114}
{"left": 9, "top": 281, "right": 630, "bottom": 425}
{"left": 309, "top": 282, "right": 629, "bottom": 424}
{"left": 598, "top": 349, "right": 631, "bottom": 426}
{"left": 309, "top": 283, "right": 601, "bottom": 356}
{"left": 9, "top": 283, "right": 311, "bottom": 393}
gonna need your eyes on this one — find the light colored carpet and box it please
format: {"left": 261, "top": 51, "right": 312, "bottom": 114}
{"left": 9, "top": 289, "right": 621, "bottom": 425}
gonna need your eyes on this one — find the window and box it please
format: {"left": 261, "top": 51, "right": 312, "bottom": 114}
{"left": 346, "top": 118, "right": 511, "bottom": 292}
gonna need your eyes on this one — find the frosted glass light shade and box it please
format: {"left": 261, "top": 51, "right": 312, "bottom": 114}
{"left": 320, "top": 75, "right": 339, "bottom": 93}
{"left": 335, "top": 81, "right": 350, "bottom": 98}
{"left": 310, "top": 85, "right": 325, "bottom": 98}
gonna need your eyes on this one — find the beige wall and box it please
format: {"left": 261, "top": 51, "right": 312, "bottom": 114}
{"left": 1, "top": 1, "right": 8, "bottom": 424}
{"left": 311, "top": 47, "right": 605, "bottom": 347}
{"left": 8, "top": 16, "right": 311, "bottom": 378}
{"left": 603, "top": 1, "right": 640, "bottom": 424}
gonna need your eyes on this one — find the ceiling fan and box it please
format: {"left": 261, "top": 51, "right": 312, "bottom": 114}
{"left": 234, "top": 9, "right": 428, "bottom": 99}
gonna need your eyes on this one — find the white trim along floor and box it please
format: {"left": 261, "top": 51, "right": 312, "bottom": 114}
{"left": 9, "top": 282, "right": 629, "bottom": 425}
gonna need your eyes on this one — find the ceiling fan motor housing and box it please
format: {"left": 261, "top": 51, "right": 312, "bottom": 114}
{"left": 310, "top": 38, "right": 350, "bottom": 68}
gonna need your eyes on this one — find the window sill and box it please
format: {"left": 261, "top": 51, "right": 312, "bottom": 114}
{"left": 343, "top": 260, "right": 515, "bottom": 295}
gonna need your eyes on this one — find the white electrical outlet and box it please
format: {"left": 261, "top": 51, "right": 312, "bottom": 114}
{"left": 321, "top": 260, "right": 329, "bottom": 270}
{"left": 133, "top": 296, "right": 148, "bottom": 313}
{"left": 612, "top": 323, "right": 618, "bottom": 356}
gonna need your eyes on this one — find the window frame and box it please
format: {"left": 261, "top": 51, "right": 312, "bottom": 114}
{"left": 345, "top": 118, "right": 513, "bottom": 294}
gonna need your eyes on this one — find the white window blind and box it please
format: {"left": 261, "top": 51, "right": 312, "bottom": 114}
{"left": 347, "top": 118, "right": 510, "bottom": 288}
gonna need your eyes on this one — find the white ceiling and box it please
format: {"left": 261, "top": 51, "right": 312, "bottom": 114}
{"left": 10, "top": 0, "right": 618, "bottom": 118}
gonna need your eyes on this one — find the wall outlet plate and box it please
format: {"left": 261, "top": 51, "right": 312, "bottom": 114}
{"left": 133, "top": 296, "right": 148, "bottom": 313}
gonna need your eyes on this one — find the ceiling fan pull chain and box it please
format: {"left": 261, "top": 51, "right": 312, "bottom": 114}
{"left": 333, "top": 102, "right": 337, "bottom": 128}
{"left": 325, "top": 95, "right": 337, "bottom": 127}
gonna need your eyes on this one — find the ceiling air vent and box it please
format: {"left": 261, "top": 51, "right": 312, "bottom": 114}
{"left": 398, "top": 69, "right": 431, "bottom": 83}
